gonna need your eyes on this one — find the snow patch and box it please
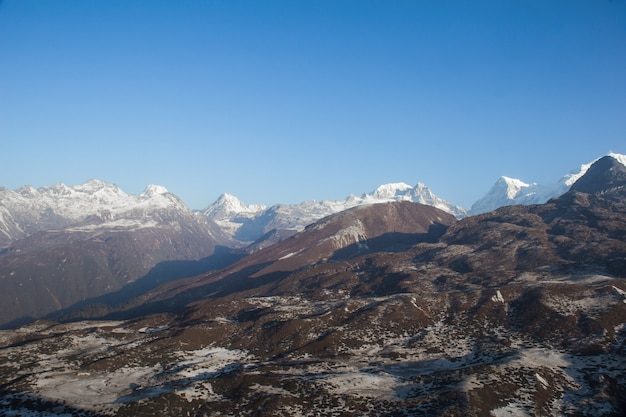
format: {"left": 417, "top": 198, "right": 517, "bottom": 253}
{"left": 535, "top": 373, "right": 549, "bottom": 388}
{"left": 322, "top": 368, "right": 402, "bottom": 399}
{"left": 612, "top": 285, "right": 626, "bottom": 303}
{"left": 492, "top": 290, "right": 505, "bottom": 303}
{"left": 491, "top": 403, "right": 532, "bottom": 417}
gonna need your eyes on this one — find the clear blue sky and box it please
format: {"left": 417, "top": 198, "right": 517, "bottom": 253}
{"left": 1, "top": 0, "right": 625, "bottom": 209}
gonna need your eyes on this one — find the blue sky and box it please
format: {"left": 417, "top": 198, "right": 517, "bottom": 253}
{"left": 1, "top": 0, "right": 625, "bottom": 210}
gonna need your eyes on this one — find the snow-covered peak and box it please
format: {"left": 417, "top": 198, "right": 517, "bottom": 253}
{"left": 141, "top": 184, "right": 169, "bottom": 198}
{"left": 204, "top": 181, "right": 467, "bottom": 242}
{"left": 0, "top": 180, "right": 195, "bottom": 244}
{"left": 203, "top": 193, "right": 266, "bottom": 220}
{"left": 17, "top": 185, "right": 38, "bottom": 196}
{"left": 76, "top": 178, "right": 113, "bottom": 191}
{"left": 498, "top": 176, "right": 533, "bottom": 199}
{"left": 470, "top": 152, "right": 626, "bottom": 215}
{"left": 471, "top": 177, "right": 545, "bottom": 215}
{"left": 369, "top": 183, "right": 413, "bottom": 200}
{"left": 44, "top": 182, "right": 72, "bottom": 195}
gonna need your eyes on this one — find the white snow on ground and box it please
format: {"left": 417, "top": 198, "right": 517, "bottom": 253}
{"left": 535, "top": 373, "right": 549, "bottom": 388}
{"left": 1, "top": 322, "right": 252, "bottom": 413}
{"left": 321, "top": 367, "right": 403, "bottom": 399}
{"left": 249, "top": 383, "right": 297, "bottom": 397}
{"left": 34, "top": 365, "right": 158, "bottom": 410}
{"left": 66, "top": 218, "right": 159, "bottom": 231}
{"left": 491, "top": 403, "right": 532, "bottom": 417}
{"left": 613, "top": 285, "right": 626, "bottom": 303}
{"left": 492, "top": 290, "right": 505, "bottom": 303}
{"left": 279, "top": 250, "right": 303, "bottom": 260}
{"left": 30, "top": 344, "right": 250, "bottom": 409}
{"left": 168, "top": 348, "right": 248, "bottom": 401}
{"left": 174, "top": 346, "right": 248, "bottom": 379}
{"left": 544, "top": 291, "right": 620, "bottom": 316}
{"left": 516, "top": 347, "right": 569, "bottom": 368}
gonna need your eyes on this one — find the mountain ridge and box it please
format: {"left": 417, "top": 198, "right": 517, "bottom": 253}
{"left": 0, "top": 179, "right": 189, "bottom": 247}
{"left": 3, "top": 153, "right": 625, "bottom": 249}
{"left": 202, "top": 181, "right": 467, "bottom": 244}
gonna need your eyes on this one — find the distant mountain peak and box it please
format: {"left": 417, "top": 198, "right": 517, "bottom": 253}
{"left": 203, "top": 193, "right": 266, "bottom": 220}
{"left": 470, "top": 177, "right": 535, "bottom": 215}
{"left": 203, "top": 181, "right": 467, "bottom": 245}
{"left": 370, "top": 182, "right": 413, "bottom": 199}
{"left": 141, "top": 184, "right": 169, "bottom": 197}
{"left": 0, "top": 180, "right": 197, "bottom": 247}
{"left": 471, "top": 152, "right": 626, "bottom": 215}
{"left": 496, "top": 176, "right": 535, "bottom": 199}
{"left": 83, "top": 178, "right": 109, "bottom": 187}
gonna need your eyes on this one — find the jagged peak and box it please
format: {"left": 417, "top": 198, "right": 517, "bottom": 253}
{"left": 216, "top": 192, "right": 243, "bottom": 203}
{"left": 498, "top": 176, "right": 531, "bottom": 188}
{"left": 73, "top": 179, "right": 124, "bottom": 195}
{"left": 17, "top": 185, "right": 38, "bottom": 196}
{"left": 83, "top": 178, "right": 108, "bottom": 187}
{"left": 141, "top": 184, "right": 169, "bottom": 198}
{"left": 204, "top": 193, "right": 266, "bottom": 219}
{"left": 369, "top": 182, "right": 413, "bottom": 199}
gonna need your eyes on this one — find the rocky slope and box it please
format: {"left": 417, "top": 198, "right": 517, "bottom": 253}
{"left": 1, "top": 157, "right": 624, "bottom": 416}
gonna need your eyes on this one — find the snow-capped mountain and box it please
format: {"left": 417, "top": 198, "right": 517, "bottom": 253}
{"left": 201, "top": 193, "right": 267, "bottom": 238}
{"left": 202, "top": 182, "right": 467, "bottom": 243}
{"left": 0, "top": 179, "right": 194, "bottom": 247}
{"left": 470, "top": 152, "right": 626, "bottom": 215}
{"left": 202, "top": 193, "right": 267, "bottom": 220}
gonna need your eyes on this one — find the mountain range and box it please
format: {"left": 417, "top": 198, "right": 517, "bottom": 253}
{"left": 203, "top": 182, "right": 467, "bottom": 244}
{"left": 0, "top": 154, "right": 624, "bottom": 416}
{"left": 0, "top": 153, "right": 625, "bottom": 328}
